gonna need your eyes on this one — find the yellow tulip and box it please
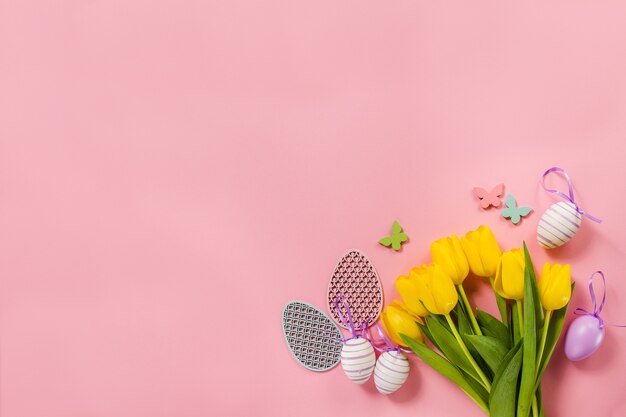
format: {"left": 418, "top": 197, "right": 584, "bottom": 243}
{"left": 380, "top": 301, "right": 424, "bottom": 346}
{"left": 460, "top": 226, "right": 502, "bottom": 278}
{"left": 539, "top": 262, "right": 572, "bottom": 310}
{"left": 431, "top": 235, "right": 470, "bottom": 285}
{"left": 396, "top": 268, "right": 430, "bottom": 317}
{"left": 413, "top": 264, "right": 458, "bottom": 315}
{"left": 493, "top": 248, "right": 525, "bottom": 300}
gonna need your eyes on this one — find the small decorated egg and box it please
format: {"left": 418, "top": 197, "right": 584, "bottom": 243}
{"left": 341, "top": 337, "right": 376, "bottom": 384}
{"left": 374, "top": 351, "right": 410, "bottom": 394}
{"left": 564, "top": 315, "right": 605, "bottom": 361}
{"left": 537, "top": 201, "right": 582, "bottom": 249}
{"left": 327, "top": 250, "right": 383, "bottom": 329}
{"left": 282, "top": 301, "right": 343, "bottom": 371}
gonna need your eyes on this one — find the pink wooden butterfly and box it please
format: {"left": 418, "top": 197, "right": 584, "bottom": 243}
{"left": 473, "top": 184, "right": 505, "bottom": 209}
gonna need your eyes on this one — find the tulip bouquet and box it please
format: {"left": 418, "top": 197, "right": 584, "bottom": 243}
{"left": 380, "top": 226, "right": 574, "bottom": 417}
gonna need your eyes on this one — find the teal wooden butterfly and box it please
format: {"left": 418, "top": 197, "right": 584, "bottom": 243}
{"left": 501, "top": 194, "right": 533, "bottom": 225}
{"left": 378, "top": 220, "right": 409, "bottom": 251}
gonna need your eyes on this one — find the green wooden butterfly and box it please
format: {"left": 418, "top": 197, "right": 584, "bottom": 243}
{"left": 378, "top": 220, "right": 409, "bottom": 251}
{"left": 501, "top": 194, "right": 532, "bottom": 225}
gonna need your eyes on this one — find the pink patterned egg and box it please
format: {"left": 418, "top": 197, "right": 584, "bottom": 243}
{"left": 327, "top": 250, "right": 383, "bottom": 329}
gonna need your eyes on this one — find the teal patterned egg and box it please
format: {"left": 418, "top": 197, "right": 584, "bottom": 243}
{"left": 282, "top": 301, "right": 343, "bottom": 372}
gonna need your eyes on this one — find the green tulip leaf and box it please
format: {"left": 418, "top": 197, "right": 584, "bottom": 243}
{"left": 456, "top": 305, "right": 492, "bottom": 378}
{"left": 455, "top": 303, "right": 474, "bottom": 334}
{"left": 526, "top": 244, "right": 545, "bottom": 331}
{"left": 476, "top": 309, "right": 511, "bottom": 348}
{"left": 401, "top": 334, "right": 489, "bottom": 414}
{"left": 417, "top": 322, "right": 440, "bottom": 352}
{"left": 425, "top": 315, "right": 483, "bottom": 385}
{"left": 459, "top": 368, "right": 490, "bottom": 405}
{"left": 489, "top": 340, "right": 523, "bottom": 417}
{"left": 518, "top": 243, "right": 537, "bottom": 417}
{"left": 465, "top": 334, "right": 509, "bottom": 374}
{"left": 427, "top": 312, "right": 453, "bottom": 333}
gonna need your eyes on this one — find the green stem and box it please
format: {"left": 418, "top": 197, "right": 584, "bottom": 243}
{"left": 490, "top": 277, "right": 508, "bottom": 325}
{"left": 535, "top": 310, "right": 552, "bottom": 378}
{"left": 457, "top": 284, "right": 482, "bottom": 335}
{"left": 516, "top": 300, "right": 524, "bottom": 340}
{"left": 444, "top": 314, "right": 492, "bottom": 391}
{"left": 532, "top": 395, "right": 539, "bottom": 417}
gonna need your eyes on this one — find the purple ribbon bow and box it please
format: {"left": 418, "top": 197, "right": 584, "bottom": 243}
{"left": 541, "top": 167, "right": 602, "bottom": 223}
{"left": 574, "top": 271, "right": 626, "bottom": 329}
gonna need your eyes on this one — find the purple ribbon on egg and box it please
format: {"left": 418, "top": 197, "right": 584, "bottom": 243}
{"left": 574, "top": 271, "right": 626, "bottom": 329}
{"left": 334, "top": 295, "right": 367, "bottom": 341}
{"left": 541, "top": 167, "right": 602, "bottom": 223}
{"left": 365, "top": 323, "right": 412, "bottom": 354}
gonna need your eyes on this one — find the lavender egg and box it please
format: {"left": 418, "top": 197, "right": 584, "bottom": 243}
{"left": 564, "top": 315, "right": 605, "bottom": 361}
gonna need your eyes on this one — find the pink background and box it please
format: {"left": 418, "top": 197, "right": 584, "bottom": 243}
{"left": 2, "top": 1, "right": 626, "bottom": 416}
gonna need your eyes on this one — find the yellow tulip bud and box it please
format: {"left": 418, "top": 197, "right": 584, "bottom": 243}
{"left": 380, "top": 301, "right": 424, "bottom": 346}
{"left": 431, "top": 234, "right": 470, "bottom": 285}
{"left": 460, "top": 226, "right": 502, "bottom": 278}
{"left": 539, "top": 262, "right": 572, "bottom": 310}
{"left": 493, "top": 248, "right": 525, "bottom": 300}
{"left": 396, "top": 268, "right": 430, "bottom": 317}
{"left": 413, "top": 264, "right": 458, "bottom": 315}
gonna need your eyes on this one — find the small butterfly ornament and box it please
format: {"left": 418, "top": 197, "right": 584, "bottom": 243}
{"left": 473, "top": 184, "right": 505, "bottom": 209}
{"left": 378, "top": 221, "right": 408, "bottom": 251}
{"left": 501, "top": 194, "right": 532, "bottom": 225}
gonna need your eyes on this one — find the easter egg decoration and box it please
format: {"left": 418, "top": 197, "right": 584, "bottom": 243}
{"left": 367, "top": 322, "right": 411, "bottom": 394}
{"left": 565, "top": 315, "right": 605, "bottom": 361}
{"left": 378, "top": 220, "right": 409, "bottom": 251}
{"left": 472, "top": 183, "right": 505, "bottom": 209}
{"left": 341, "top": 337, "right": 376, "bottom": 384}
{"left": 327, "top": 250, "right": 383, "bottom": 330}
{"left": 374, "top": 350, "right": 410, "bottom": 394}
{"left": 537, "top": 167, "right": 601, "bottom": 249}
{"left": 333, "top": 295, "right": 376, "bottom": 384}
{"left": 282, "top": 301, "right": 343, "bottom": 371}
{"left": 564, "top": 272, "right": 626, "bottom": 361}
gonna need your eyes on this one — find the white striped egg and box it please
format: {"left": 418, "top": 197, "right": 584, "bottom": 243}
{"left": 537, "top": 201, "right": 582, "bottom": 249}
{"left": 340, "top": 337, "right": 376, "bottom": 384}
{"left": 374, "top": 351, "right": 410, "bottom": 394}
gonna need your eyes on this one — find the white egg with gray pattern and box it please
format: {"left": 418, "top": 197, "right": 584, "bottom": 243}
{"left": 537, "top": 201, "right": 582, "bottom": 249}
{"left": 374, "top": 350, "right": 410, "bottom": 394}
{"left": 340, "top": 337, "right": 376, "bottom": 384}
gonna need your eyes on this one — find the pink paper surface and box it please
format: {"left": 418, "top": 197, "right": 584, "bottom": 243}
{"left": 2, "top": 2, "right": 626, "bottom": 416}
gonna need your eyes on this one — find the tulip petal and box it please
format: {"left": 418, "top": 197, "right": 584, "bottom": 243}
{"left": 396, "top": 275, "right": 429, "bottom": 317}
{"left": 501, "top": 249, "right": 524, "bottom": 300}
{"left": 429, "top": 266, "right": 458, "bottom": 314}
{"left": 431, "top": 236, "right": 470, "bottom": 285}
{"left": 477, "top": 226, "right": 502, "bottom": 278}
{"left": 494, "top": 261, "right": 506, "bottom": 299}
{"left": 382, "top": 302, "right": 423, "bottom": 346}
{"left": 461, "top": 232, "right": 487, "bottom": 277}
{"left": 450, "top": 235, "right": 470, "bottom": 279}
{"left": 413, "top": 266, "right": 438, "bottom": 314}
{"left": 539, "top": 262, "right": 572, "bottom": 310}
